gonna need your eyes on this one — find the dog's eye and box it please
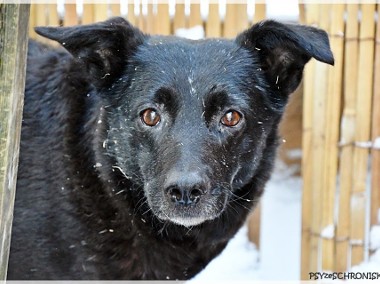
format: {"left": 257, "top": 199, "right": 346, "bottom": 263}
{"left": 221, "top": 110, "right": 242, "bottom": 127}
{"left": 141, "top": 108, "right": 161, "bottom": 127}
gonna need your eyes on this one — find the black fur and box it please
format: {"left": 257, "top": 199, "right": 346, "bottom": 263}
{"left": 8, "top": 18, "right": 333, "bottom": 280}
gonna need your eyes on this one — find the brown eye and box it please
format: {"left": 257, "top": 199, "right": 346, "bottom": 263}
{"left": 141, "top": 108, "right": 160, "bottom": 126}
{"left": 221, "top": 110, "right": 242, "bottom": 127}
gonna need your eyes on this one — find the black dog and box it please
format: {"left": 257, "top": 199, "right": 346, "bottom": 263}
{"left": 8, "top": 17, "right": 333, "bottom": 280}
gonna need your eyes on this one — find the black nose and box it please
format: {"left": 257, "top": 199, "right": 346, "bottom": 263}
{"left": 166, "top": 185, "right": 204, "bottom": 206}
{"left": 164, "top": 171, "right": 208, "bottom": 206}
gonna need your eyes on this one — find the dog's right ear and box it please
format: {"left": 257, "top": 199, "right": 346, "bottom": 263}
{"left": 35, "top": 17, "right": 146, "bottom": 88}
{"left": 236, "top": 20, "right": 334, "bottom": 110}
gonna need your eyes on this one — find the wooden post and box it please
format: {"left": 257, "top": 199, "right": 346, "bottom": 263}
{"left": 0, "top": 4, "right": 30, "bottom": 279}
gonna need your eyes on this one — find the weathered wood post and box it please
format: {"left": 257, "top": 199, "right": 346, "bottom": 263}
{"left": 0, "top": 4, "right": 30, "bottom": 279}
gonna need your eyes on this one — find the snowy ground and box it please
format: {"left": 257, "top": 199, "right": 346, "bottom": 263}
{"left": 190, "top": 160, "right": 380, "bottom": 282}
{"left": 190, "top": 160, "right": 302, "bottom": 282}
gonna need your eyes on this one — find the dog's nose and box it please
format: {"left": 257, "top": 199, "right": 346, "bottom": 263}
{"left": 166, "top": 185, "right": 204, "bottom": 206}
{"left": 164, "top": 171, "right": 208, "bottom": 206}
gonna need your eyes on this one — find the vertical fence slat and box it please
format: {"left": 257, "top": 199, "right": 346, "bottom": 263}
{"left": 205, "top": 3, "right": 221, "bottom": 38}
{"left": 64, "top": 3, "right": 78, "bottom": 26}
{"left": 94, "top": 4, "right": 109, "bottom": 22}
{"left": 82, "top": 4, "right": 94, "bottom": 25}
{"left": 298, "top": 3, "right": 306, "bottom": 23}
{"left": 300, "top": 4, "right": 320, "bottom": 279}
{"left": 336, "top": 3, "right": 359, "bottom": 273}
{"left": 173, "top": 3, "right": 186, "bottom": 32}
{"left": 311, "top": 3, "right": 330, "bottom": 274}
{"left": 155, "top": 4, "right": 171, "bottom": 35}
{"left": 47, "top": 4, "right": 59, "bottom": 26}
{"left": 29, "top": 4, "right": 36, "bottom": 38}
{"left": 145, "top": 4, "right": 156, "bottom": 35}
{"left": 0, "top": 4, "right": 29, "bottom": 279}
{"left": 370, "top": 4, "right": 380, "bottom": 229}
{"left": 224, "top": 4, "right": 248, "bottom": 38}
{"left": 136, "top": 4, "right": 145, "bottom": 31}
{"left": 173, "top": 3, "right": 186, "bottom": 31}
{"left": 127, "top": 3, "right": 137, "bottom": 26}
{"left": 34, "top": 4, "right": 46, "bottom": 26}
{"left": 189, "top": 4, "right": 202, "bottom": 28}
{"left": 350, "top": 3, "right": 376, "bottom": 267}
{"left": 31, "top": 4, "right": 48, "bottom": 43}
{"left": 110, "top": 3, "right": 121, "bottom": 17}
{"left": 253, "top": 3, "right": 266, "bottom": 23}
{"left": 321, "top": 4, "right": 345, "bottom": 272}
{"left": 248, "top": 203, "right": 261, "bottom": 248}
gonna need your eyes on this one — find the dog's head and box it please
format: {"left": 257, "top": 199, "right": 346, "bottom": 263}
{"left": 36, "top": 18, "right": 333, "bottom": 227}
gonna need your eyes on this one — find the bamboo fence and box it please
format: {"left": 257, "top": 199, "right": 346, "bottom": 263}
{"left": 27, "top": 1, "right": 380, "bottom": 279}
{"left": 300, "top": 3, "right": 380, "bottom": 279}
{"left": 29, "top": 2, "right": 266, "bottom": 41}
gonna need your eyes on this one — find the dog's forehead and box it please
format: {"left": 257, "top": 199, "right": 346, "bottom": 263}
{"left": 128, "top": 35, "right": 257, "bottom": 103}
{"left": 133, "top": 36, "right": 254, "bottom": 76}
{"left": 145, "top": 35, "right": 237, "bottom": 55}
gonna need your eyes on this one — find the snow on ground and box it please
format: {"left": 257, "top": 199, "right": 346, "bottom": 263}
{"left": 191, "top": 160, "right": 380, "bottom": 281}
{"left": 352, "top": 225, "right": 380, "bottom": 273}
{"left": 352, "top": 249, "right": 380, "bottom": 273}
{"left": 191, "top": 160, "right": 303, "bottom": 281}
{"left": 190, "top": 226, "right": 260, "bottom": 282}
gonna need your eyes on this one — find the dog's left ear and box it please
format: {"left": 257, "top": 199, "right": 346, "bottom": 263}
{"left": 236, "top": 20, "right": 334, "bottom": 99}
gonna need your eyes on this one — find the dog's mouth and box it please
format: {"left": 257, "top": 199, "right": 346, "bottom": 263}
{"left": 166, "top": 215, "right": 212, "bottom": 227}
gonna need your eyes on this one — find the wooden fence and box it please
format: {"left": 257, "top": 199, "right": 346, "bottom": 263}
{"left": 301, "top": 3, "right": 380, "bottom": 278}
{"left": 29, "top": 2, "right": 266, "bottom": 40}
{"left": 20, "top": 1, "right": 380, "bottom": 280}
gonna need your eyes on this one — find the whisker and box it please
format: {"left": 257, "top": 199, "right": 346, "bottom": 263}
{"left": 112, "top": 165, "right": 132, "bottom": 180}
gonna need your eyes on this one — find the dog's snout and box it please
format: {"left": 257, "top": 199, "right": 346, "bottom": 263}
{"left": 164, "top": 171, "right": 208, "bottom": 206}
